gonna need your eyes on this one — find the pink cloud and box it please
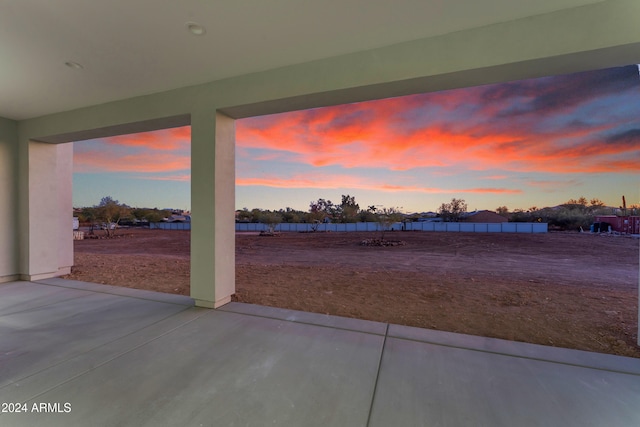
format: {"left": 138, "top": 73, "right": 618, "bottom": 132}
{"left": 239, "top": 113, "right": 640, "bottom": 174}
{"left": 526, "top": 179, "right": 582, "bottom": 192}
{"left": 75, "top": 126, "right": 191, "bottom": 174}
{"left": 481, "top": 175, "right": 509, "bottom": 180}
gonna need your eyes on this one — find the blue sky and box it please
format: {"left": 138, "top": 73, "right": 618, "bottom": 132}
{"left": 74, "top": 65, "right": 640, "bottom": 213}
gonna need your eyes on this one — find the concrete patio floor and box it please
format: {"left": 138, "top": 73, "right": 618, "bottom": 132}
{"left": 1, "top": 279, "right": 639, "bottom": 426}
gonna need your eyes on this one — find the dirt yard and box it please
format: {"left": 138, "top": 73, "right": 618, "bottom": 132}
{"left": 64, "top": 228, "right": 640, "bottom": 358}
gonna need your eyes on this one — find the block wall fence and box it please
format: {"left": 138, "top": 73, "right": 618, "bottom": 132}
{"left": 235, "top": 222, "right": 548, "bottom": 233}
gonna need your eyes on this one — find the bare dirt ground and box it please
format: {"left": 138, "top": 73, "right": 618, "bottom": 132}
{"left": 64, "top": 228, "right": 640, "bottom": 358}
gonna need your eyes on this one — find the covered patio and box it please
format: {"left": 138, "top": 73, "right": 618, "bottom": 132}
{"left": 1, "top": 2, "right": 640, "bottom": 425}
{"left": 1, "top": 279, "right": 639, "bottom": 426}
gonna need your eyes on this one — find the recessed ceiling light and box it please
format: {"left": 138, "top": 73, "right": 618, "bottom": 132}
{"left": 186, "top": 22, "right": 206, "bottom": 36}
{"left": 65, "top": 61, "right": 84, "bottom": 70}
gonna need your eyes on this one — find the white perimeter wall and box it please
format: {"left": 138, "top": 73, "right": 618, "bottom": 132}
{"left": 236, "top": 222, "right": 549, "bottom": 233}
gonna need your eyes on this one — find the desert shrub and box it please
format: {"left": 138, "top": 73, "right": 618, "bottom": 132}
{"left": 547, "top": 209, "right": 594, "bottom": 230}
{"left": 526, "top": 205, "right": 594, "bottom": 231}
{"left": 259, "top": 211, "right": 283, "bottom": 233}
{"left": 376, "top": 207, "right": 403, "bottom": 240}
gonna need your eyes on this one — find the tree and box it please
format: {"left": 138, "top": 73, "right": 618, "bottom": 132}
{"left": 79, "top": 206, "right": 99, "bottom": 234}
{"left": 375, "top": 207, "right": 403, "bottom": 240}
{"left": 131, "top": 207, "right": 171, "bottom": 224}
{"left": 144, "top": 208, "right": 170, "bottom": 223}
{"left": 438, "top": 198, "right": 468, "bottom": 222}
{"left": 308, "top": 198, "right": 333, "bottom": 229}
{"left": 509, "top": 208, "right": 530, "bottom": 222}
{"left": 566, "top": 196, "right": 588, "bottom": 206}
{"left": 496, "top": 206, "right": 509, "bottom": 218}
{"left": 337, "top": 194, "right": 360, "bottom": 223}
{"left": 278, "top": 207, "right": 305, "bottom": 223}
{"left": 259, "top": 211, "right": 282, "bottom": 234}
{"left": 236, "top": 208, "right": 252, "bottom": 223}
{"left": 307, "top": 200, "right": 325, "bottom": 231}
{"left": 95, "top": 196, "right": 131, "bottom": 237}
{"left": 358, "top": 205, "right": 378, "bottom": 222}
{"left": 250, "top": 208, "right": 263, "bottom": 223}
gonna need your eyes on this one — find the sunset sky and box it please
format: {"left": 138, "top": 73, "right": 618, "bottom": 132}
{"left": 74, "top": 65, "right": 640, "bottom": 213}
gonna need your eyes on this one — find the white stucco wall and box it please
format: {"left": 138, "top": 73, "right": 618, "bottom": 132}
{"left": 12, "top": 0, "right": 640, "bottom": 305}
{"left": 21, "top": 141, "right": 72, "bottom": 280}
{"left": 0, "top": 117, "right": 18, "bottom": 282}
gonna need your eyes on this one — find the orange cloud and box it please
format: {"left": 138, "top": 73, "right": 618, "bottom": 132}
{"left": 239, "top": 112, "right": 640, "bottom": 174}
{"left": 104, "top": 127, "right": 190, "bottom": 151}
{"left": 236, "top": 175, "right": 521, "bottom": 195}
{"left": 143, "top": 174, "right": 191, "bottom": 182}
{"left": 74, "top": 151, "right": 189, "bottom": 173}
{"left": 237, "top": 71, "right": 640, "bottom": 176}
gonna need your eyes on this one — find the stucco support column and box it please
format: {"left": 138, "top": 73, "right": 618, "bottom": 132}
{"left": 56, "top": 143, "right": 74, "bottom": 274}
{"left": 0, "top": 117, "right": 19, "bottom": 282}
{"left": 190, "top": 111, "right": 235, "bottom": 308}
{"left": 21, "top": 141, "right": 73, "bottom": 280}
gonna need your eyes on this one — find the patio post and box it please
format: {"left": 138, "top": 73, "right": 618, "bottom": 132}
{"left": 190, "top": 110, "right": 235, "bottom": 308}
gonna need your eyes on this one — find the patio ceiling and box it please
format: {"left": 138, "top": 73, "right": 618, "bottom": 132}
{"left": 0, "top": 0, "right": 603, "bottom": 120}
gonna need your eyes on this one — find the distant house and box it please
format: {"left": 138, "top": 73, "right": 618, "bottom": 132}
{"left": 593, "top": 215, "right": 640, "bottom": 234}
{"left": 165, "top": 214, "right": 191, "bottom": 223}
{"left": 461, "top": 210, "right": 508, "bottom": 223}
{"left": 416, "top": 212, "right": 441, "bottom": 222}
{"left": 416, "top": 217, "right": 443, "bottom": 222}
